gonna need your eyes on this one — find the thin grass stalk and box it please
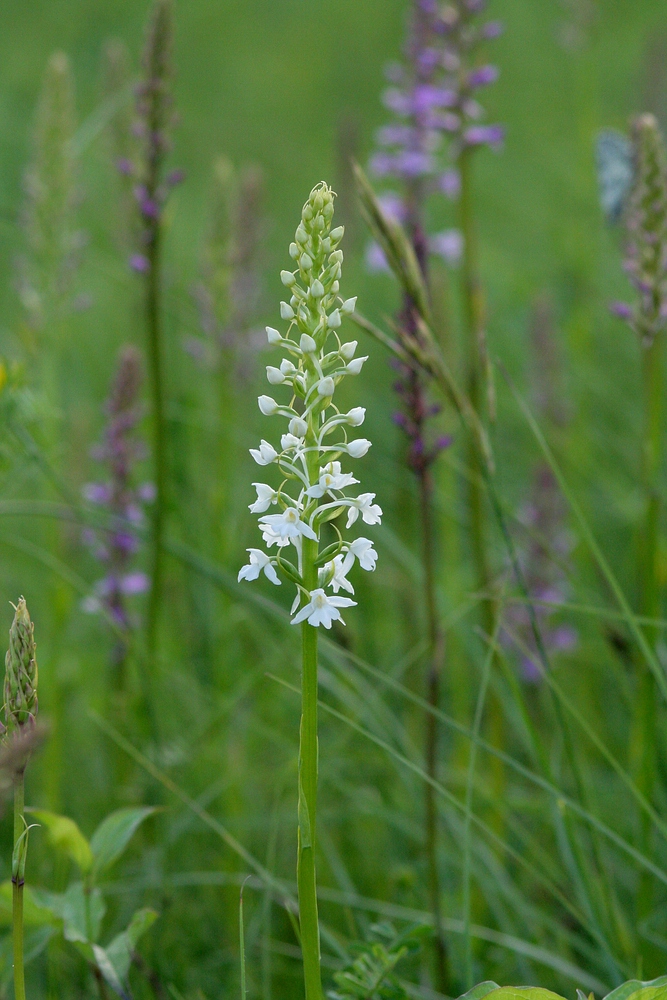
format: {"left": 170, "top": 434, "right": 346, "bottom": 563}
{"left": 399, "top": 182, "right": 448, "bottom": 989}
{"left": 463, "top": 625, "right": 495, "bottom": 991}
{"left": 459, "top": 151, "right": 503, "bottom": 786}
{"left": 417, "top": 459, "right": 448, "bottom": 991}
{"left": 634, "top": 330, "right": 663, "bottom": 916}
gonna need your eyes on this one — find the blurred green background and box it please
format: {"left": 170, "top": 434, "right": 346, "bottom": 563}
{"left": 1, "top": 1, "right": 667, "bottom": 998}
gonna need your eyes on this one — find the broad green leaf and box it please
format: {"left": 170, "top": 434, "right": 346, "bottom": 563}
{"left": 106, "top": 907, "right": 158, "bottom": 982}
{"left": 92, "top": 943, "right": 131, "bottom": 1000}
{"left": 486, "top": 991, "right": 567, "bottom": 1000}
{"left": 457, "top": 985, "right": 501, "bottom": 1000}
{"left": 26, "top": 808, "right": 93, "bottom": 873}
{"left": 0, "top": 881, "right": 55, "bottom": 927}
{"left": 90, "top": 806, "right": 157, "bottom": 874}
{"left": 33, "top": 881, "right": 106, "bottom": 943}
{"left": 604, "top": 981, "right": 667, "bottom": 1000}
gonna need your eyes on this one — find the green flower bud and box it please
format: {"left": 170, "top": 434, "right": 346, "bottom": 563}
{"left": 4, "top": 598, "right": 38, "bottom": 732}
{"left": 280, "top": 301, "right": 295, "bottom": 320}
{"left": 281, "top": 270, "right": 296, "bottom": 287}
{"left": 330, "top": 226, "right": 344, "bottom": 243}
{"left": 310, "top": 279, "right": 325, "bottom": 298}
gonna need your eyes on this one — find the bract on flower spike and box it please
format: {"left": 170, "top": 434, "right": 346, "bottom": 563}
{"left": 240, "top": 182, "right": 379, "bottom": 1000}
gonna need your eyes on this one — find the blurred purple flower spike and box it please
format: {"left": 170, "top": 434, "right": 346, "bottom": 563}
{"left": 464, "top": 124, "right": 505, "bottom": 149}
{"left": 468, "top": 65, "right": 499, "bottom": 88}
{"left": 82, "top": 345, "right": 152, "bottom": 633}
{"left": 430, "top": 229, "right": 464, "bottom": 264}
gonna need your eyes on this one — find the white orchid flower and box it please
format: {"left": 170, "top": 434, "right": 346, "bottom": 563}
{"left": 291, "top": 589, "right": 356, "bottom": 628}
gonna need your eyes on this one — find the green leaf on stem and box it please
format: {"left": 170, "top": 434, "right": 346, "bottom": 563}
{"left": 456, "top": 985, "right": 500, "bottom": 1000}
{"left": 26, "top": 808, "right": 93, "bottom": 873}
{"left": 604, "top": 979, "right": 667, "bottom": 1000}
{"left": 90, "top": 806, "right": 157, "bottom": 875}
{"left": 484, "top": 991, "right": 567, "bottom": 1000}
{"left": 105, "top": 907, "right": 158, "bottom": 982}
{"left": 33, "top": 881, "right": 106, "bottom": 943}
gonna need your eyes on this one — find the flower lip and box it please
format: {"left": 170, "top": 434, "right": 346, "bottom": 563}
{"left": 291, "top": 588, "right": 356, "bottom": 628}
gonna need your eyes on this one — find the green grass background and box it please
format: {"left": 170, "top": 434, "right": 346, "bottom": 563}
{"left": 1, "top": 1, "right": 667, "bottom": 998}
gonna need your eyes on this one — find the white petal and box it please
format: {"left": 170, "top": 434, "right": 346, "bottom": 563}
{"left": 263, "top": 563, "right": 281, "bottom": 586}
{"left": 291, "top": 603, "right": 313, "bottom": 626}
{"left": 298, "top": 521, "right": 318, "bottom": 541}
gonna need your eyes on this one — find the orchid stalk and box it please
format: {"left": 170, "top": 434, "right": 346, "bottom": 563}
{"left": 610, "top": 113, "right": 667, "bottom": 918}
{"left": 239, "top": 183, "right": 380, "bottom": 1000}
{"left": 3, "top": 598, "right": 39, "bottom": 1000}
{"left": 368, "top": 1, "right": 502, "bottom": 986}
{"left": 124, "top": 0, "right": 181, "bottom": 663}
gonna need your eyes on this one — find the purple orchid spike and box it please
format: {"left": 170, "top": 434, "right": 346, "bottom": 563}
{"left": 82, "top": 345, "right": 152, "bottom": 636}
{"left": 501, "top": 299, "right": 577, "bottom": 680}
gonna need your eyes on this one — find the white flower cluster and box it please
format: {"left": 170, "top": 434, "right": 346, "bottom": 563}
{"left": 239, "top": 182, "right": 381, "bottom": 629}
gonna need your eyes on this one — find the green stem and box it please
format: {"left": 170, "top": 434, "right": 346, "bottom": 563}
{"left": 13, "top": 771, "right": 26, "bottom": 1000}
{"left": 145, "top": 215, "right": 166, "bottom": 673}
{"left": 298, "top": 530, "right": 322, "bottom": 1000}
{"left": 459, "top": 150, "right": 504, "bottom": 788}
{"left": 633, "top": 332, "right": 664, "bottom": 917}
{"left": 417, "top": 464, "right": 448, "bottom": 992}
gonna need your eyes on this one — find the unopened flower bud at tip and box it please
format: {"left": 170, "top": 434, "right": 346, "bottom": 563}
{"left": 280, "top": 270, "right": 296, "bottom": 287}
{"left": 4, "top": 596, "right": 38, "bottom": 731}
{"left": 347, "top": 356, "right": 368, "bottom": 374}
{"left": 258, "top": 395, "right": 279, "bottom": 416}
{"left": 346, "top": 407, "right": 366, "bottom": 426}
{"left": 330, "top": 226, "right": 345, "bottom": 242}
{"left": 347, "top": 438, "right": 371, "bottom": 458}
